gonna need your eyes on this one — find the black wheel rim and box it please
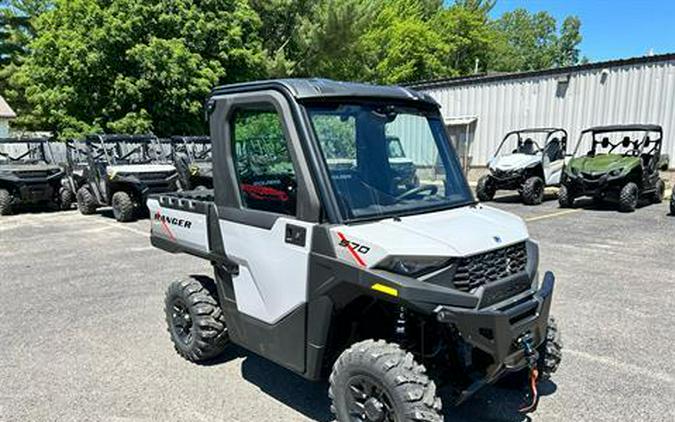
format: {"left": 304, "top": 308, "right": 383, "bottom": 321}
{"left": 171, "top": 298, "right": 193, "bottom": 345}
{"left": 346, "top": 375, "right": 398, "bottom": 422}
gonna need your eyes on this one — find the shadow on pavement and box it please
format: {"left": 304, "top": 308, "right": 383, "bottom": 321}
{"left": 200, "top": 344, "right": 559, "bottom": 422}
{"left": 491, "top": 192, "right": 558, "bottom": 204}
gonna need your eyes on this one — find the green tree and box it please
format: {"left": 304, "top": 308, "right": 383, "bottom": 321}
{"left": 489, "top": 8, "right": 583, "bottom": 72}
{"left": 0, "top": 1, "right": 52, "bottom": 129}
{"left": 15, "top": 0, "right": 265, "bottom": 138}
{"left": 556, "top": 16, "right": 582, "bottom": 67}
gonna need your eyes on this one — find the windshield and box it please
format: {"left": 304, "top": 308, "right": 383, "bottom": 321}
{"left": 307, "top": 103, "right": 473, "bottom": 221}
{"left": 0, "top": 141, "right": 51, "bottom": 165}
{"left": 574, "top": 130, "right": 661, "bottom": 158}
{"left": 495, "top": 132, "right": 549, "bottom": 157}
{"left": 92, "top": 140, "right": 164, "bottom": 164}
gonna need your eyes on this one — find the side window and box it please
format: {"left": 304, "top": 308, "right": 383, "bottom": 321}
{"left": 545, "top": 139, "right": 562, "bottom": 161}
{"left": 231, "top": 106, "right": 297, "bottom": 216}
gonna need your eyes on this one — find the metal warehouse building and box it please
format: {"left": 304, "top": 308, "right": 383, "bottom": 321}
{"left": 408, "top": 53, "right": 675, "bottom": 177}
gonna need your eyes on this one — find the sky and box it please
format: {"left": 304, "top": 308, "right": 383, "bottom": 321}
{"left": 489, "top": 0, "right": 675, "bottom": 62}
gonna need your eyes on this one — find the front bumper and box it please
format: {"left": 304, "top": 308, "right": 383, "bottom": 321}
{"left": 490, "top": 170, "right": 524, "bottom": 189}
{"left": 563, "top": 172, "right": 623, "bottom": 197}
{"left": 436, "top": 271, "right": 555, "bottom": 380}
{"left": 18, "top": 184, "right": 56, "bottom": 202}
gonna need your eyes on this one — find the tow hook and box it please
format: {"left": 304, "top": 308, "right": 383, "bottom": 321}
{"left": 517, "top": 333, "right": 539, "bottom": 413}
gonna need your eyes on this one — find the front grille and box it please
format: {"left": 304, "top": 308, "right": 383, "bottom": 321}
{"left": 17, "top": 170, "right": 50, "bottom": 178}
{"left": 452, "top": 242, "right": 527, "bottom": 292}
{"left": 581, "top": 172, "right": 602, "bottom": 180}
{"left": 493, "top": 169, "right": 517, "bottom": 179}
{"left": 137, "top": 172, "right": 173, "bottom": 180}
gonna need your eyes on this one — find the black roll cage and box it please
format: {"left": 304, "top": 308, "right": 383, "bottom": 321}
{"left": 85, "top": 134, "right": 166, "bottom": 165}
{"left": 165, "top": 135, "right": 211, "bottom": 162}
{"left": 0, "top": 137, "right": 56, "bottom": 164}
{"left": 572, "top": 124, "right": 663, "bottom": 158}
{"left": 494, "top": 128, "right": 568, "bottom": 158}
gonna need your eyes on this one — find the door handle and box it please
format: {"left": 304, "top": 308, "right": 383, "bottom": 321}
{"left": 285, "top": 224, "right": 306, "bottom": 247}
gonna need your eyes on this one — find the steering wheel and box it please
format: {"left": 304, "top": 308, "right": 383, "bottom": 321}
{"left": 396, "top": 184, "right": 438, "bottom": 201}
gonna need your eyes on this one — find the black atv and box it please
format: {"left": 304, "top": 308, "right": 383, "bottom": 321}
{"left": 0, "top": 137, "right": 72, "bottom": 215}
{"left": 165, "top": 136, "right": 213, "bottom": 190}
{"left": 560, "top": 125, "right": 669, "bottom": 212}
{"left": 75, "top": 134, "right": 180, "bottom": 222}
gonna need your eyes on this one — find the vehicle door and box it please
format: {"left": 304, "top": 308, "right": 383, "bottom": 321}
{"left": 208, "top": 90, "right": 321, "bottom": 373}
{"left": 543, "top": 135, "right": 565, "bottom": 185}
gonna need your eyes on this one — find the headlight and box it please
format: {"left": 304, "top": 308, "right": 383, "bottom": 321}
{"left": 377, "top": 256, "right": 450, "bottom": 277}
{"left": 609, "top": 168, "right": 623, "bottom": 177}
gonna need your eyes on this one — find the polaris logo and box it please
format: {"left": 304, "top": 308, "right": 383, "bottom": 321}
{"left": 154, "top": 213, "right": 192, "bottom": 229}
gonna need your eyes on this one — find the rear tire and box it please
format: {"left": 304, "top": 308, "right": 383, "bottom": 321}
{"left": 558, "top": 184, "right": 574, "bottom": 208}
{"left": 76, "top": 187, "right": 97, "bottom": 215}
{"left": 651, "top": 179, "right": 665, "bottom": 204}
{"left": 164, "top": 277, "right": 229, "bottom": 362}
{"left": 476, "top": 175, "right": 496, "bottom": 202}
{"left": 59, "top": 188, "right": 74, "bottom": 210}
{"left": 0, "top": 188, "right": 12, "bottom": 215}
{"left": 521, "top": 176, "right": 545, "bottom": 205}
{"left": 329, "top": 339, "right": 442, "bottom": 422}
{"left": 671, "top": 194, "right": 675, "bottom": 216}
{"left": 111, "top": 191, "right": 135, "bottom": 222}
{"left": 618, "top": 182, "right": 639, "bottom": 212}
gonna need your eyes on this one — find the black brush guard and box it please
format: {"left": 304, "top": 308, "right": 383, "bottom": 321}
{"left": 436, "top": 272, "right": 555, "bottom": 403}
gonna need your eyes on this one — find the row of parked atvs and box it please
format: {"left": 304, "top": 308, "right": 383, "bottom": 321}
{"left": 0, "top": 135, "right": 212, "bottom": 221}
{"left": 1, "top": 124, "right": 674, "bottom": 220}
{"left": 476, "top": 124, "right": 673, "bottom": 213}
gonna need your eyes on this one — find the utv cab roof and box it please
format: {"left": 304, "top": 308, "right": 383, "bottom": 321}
{"left": 583, "top": 124, "right": 662, "bottom": 134}
{"left": 86, "top": 134, "right": 158, "bottom": 143}
{"left": 210, "top": 78, "right": 439, "bottom": 107}
{"left": 507, "top": 127, "right": 567, "bottom": 134}
{"left": 0, "top": 137, "right": 52, "bottom": 144}
{"left": 169, "top": 136, "right": 210, "bottom": 143}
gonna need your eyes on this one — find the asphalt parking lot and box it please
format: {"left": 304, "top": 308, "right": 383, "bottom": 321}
{"left": 1, "top": 196, "right": 674, "bottom": 422}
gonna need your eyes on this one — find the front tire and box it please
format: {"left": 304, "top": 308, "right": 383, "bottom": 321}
{"left": 329, "top": 339, "right": 442, "bottom": 422}
{"left": 618, "top": 182, "right": 639, "bottom": 212}
{"left": 0, "top": 188, "right": 12, "bottom": 215}
{"left": 76, "top": 187, "right": 98, "bottom": 215}
{"left": 558, "top": 184, "right": 574, "bottom": 208}
{"left": 521, "top": 176, "right": 545, "bottom": 205}
{"left": 164, "top": 277, "right": 229, "bottom": 362}
{"left": 111, "top": 191, "right": 135, "bottom": 222}
{"left": 476, "top": 175, "right": 496, "bottom": 202}
{"left": 59, "top": 187, "right": 74, "bottom": 210}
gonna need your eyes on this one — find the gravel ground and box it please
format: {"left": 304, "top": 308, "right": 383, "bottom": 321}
{"left": 0, "top": 196, "right": 673, "bottom": 422}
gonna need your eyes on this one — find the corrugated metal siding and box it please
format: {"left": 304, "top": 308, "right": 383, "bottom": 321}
{"left": 418, "top": 58, "right": 675, "bottom": 168}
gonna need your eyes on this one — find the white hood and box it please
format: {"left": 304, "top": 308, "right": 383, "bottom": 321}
{"left": 489, "top": 154, "right": 540, "bottom": 172}
{"left": 330, "top": 205, "right": 529, "bottom": 268}
{"left": 107, "top": 164, "right": 176, "bottom": 174}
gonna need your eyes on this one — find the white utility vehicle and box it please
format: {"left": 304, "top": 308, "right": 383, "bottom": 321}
{"left": 477, "top": 128, "right": 568, "bottom": 205}
{"left": 148, "top": 79, "right": 562, "bottom": 421}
